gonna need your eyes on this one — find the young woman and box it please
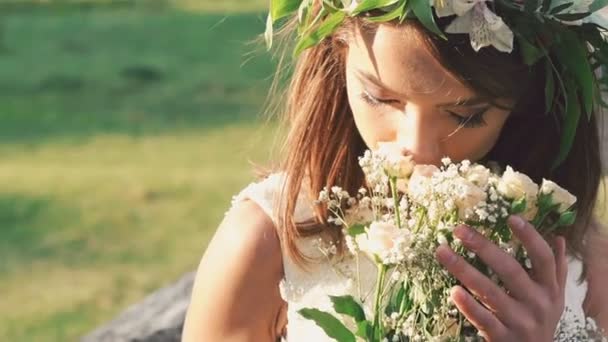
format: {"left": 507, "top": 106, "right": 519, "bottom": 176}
{"left": 182, "top": 1, "right": 608, "bottom": 341}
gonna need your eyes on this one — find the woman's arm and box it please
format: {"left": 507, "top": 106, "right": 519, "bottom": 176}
{"left": 182, "top": 200, "right": 287, "bottom": 342}
{"left": 583, "top": 220, "right": 608, "bottom": 332}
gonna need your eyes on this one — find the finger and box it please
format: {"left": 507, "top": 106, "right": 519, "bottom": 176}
{"left": 452, "top": 224, "right": 538, "bottom": 303}
{"left": 451, "top": 285, "right": 509, "bottom": 340}
{"left": 554, "top": 236, "right": 568, "bottom": 290}
{"left": 436, "top": 244, "right": 521, "bottom": 322}
{"left": 508, "top": 215, "right": 557, "bottom": 288}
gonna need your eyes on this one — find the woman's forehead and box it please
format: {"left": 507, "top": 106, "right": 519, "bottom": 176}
{"left": 347, "top": 23, "right": 474, "bottom": 99}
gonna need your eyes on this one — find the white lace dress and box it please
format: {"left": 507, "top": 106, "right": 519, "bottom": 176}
{"left": 231, "top": 173, "right": 594, "bottom": 341}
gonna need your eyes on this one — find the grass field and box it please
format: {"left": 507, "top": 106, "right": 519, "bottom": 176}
{"left": 0, "top": 2, "right": 606, "bottom": 342}
{"left": 0, "top": 3, "right": 280, "bottom": 341}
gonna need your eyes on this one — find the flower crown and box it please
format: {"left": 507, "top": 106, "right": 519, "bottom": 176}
{"left": 265, "top": 0, "right": 608, "bottom": 169}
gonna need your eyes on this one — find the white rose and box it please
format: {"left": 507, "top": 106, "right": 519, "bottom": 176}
{"left": 497, "top": 166, "right": 539, "bottom": 199}
{"left": 540, "top": 179, "right": 577, "bottom": 213}
{"left": 454, "top": 178, "right": 487, "bottom": 219}
{"left": 375, "top": 142, "right": 415, "bottom": 178}
{"left": 357, "top": 221, "right": 401, "bottom": 258}
{"left": 498, "top": 166, "right": 539, "bottom": 220}
{"left": 464, "top": 164, "right": 490, "bottom": 188}
{"left": 408, "top": 164, "right": 439, "bottom": 199}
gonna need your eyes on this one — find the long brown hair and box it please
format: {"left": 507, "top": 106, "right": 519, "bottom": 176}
{"left": 266, "top": 7, "right": 604, "bottom": 268}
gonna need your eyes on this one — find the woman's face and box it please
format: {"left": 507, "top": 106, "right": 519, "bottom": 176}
{"left": 344, "top": 23, "right": 513, "bottom": 166}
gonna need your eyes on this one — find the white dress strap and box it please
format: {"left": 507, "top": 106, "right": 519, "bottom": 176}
{"left": 231, "top": 172, "right": 315, "bottom": 227}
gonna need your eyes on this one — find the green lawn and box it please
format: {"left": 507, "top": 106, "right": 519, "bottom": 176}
{"left": 0, "top": 3, "right": 279, "bottom": 341}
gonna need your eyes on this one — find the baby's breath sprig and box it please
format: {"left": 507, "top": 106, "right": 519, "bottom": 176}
{"left": 299, "top": 143, "right": 601, "bottom": 341}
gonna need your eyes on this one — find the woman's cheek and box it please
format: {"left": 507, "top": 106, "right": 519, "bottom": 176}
{"left": 447, "top": 126, "right": 503, "bottom": 162}
{"left": 352, "top": 107, "right": 397, "bottom": 150}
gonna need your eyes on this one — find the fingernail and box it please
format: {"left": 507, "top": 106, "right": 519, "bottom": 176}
{"left": 436, "top": 245, "right": 457, "bottom": 265}
{"left": 454, "top": 225, "right": 474, "bottom": 242}
{"left": 509, "top": 215, "right": 525, "bottom": 231}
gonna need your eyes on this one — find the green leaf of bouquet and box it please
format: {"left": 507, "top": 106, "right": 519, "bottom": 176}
{"left": 356, "top": 320, "right": 374, "bottom": 340}
{"left": 395, "top": 284, "right": 406, "bottom": 310}
{"left": 271, "top": 0, "right": 303, "bottom": 22}
{"left": 511, "top": 197, "right": 527, "bottom": 214}
{"left": 553, "top": 30, "right": 594, "bottom": 119}
{"left": 351, "top": 0, "right": 400, "bottom": 15}
{"left": 556, "top": 210, "right": 577, "bottom": 226}
{"left": 294, "top": 10, "right": 346, "bottom": 56}
{"left": 330, "top": 295, "right": 367, "bottom": 322}
{"left": 298, "top": 308, "right": 357, "bottom": 342}
{"left": 549, "top": 2, "right": 574, "bottom": 14}
{"left": 410, "top": 0, "right": 446, "bottom": 39}
{"left": 368, "top": 0, "right": 408, "bottom": 22}
{"left": 348, "top": 223, "right": 367, "bottom": 236}
{"left": 552, "top": 77, "right": 581, "bottom": 169}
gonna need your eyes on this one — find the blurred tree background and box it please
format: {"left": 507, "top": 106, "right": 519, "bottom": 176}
{"left": 0, "top": 1, "right": 605, "bottom": 341}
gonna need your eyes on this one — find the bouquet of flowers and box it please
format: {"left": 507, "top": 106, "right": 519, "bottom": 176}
{"left": 302, "top": 142, "right": 588, "bottom": 341}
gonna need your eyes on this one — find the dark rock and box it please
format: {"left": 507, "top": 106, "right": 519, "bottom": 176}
{"left": 81, "top": 272, "right": 195, "bottom": 342}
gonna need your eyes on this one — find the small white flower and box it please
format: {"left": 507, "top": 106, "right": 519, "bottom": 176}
{"left": 454, "top": 178, "right": 487, "bottom": 219}
{"left": 375, "top": 142, "right": 415, "bottom": 179}
{"left": 540, "top": 179, "right": 577, "bottom": 213}
{"left": 408, "top": 164, "right": 439, "bottom": 199}
{"left": 434, "top": 0, "right": 514, "bottom": 52}
{"left": 441, "top": 157, "right": 452, "bottom": 166}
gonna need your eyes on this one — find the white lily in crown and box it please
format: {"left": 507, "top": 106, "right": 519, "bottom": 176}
{"left": 434, "top": 0, "right": 514, "bottom": 52}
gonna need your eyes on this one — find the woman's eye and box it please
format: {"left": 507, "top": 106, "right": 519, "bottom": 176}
{"left": 360, "top": 91, "right": 399, "bottom": 107}
{"left": 447, "top": 109, "right": 488, "bottom": 128}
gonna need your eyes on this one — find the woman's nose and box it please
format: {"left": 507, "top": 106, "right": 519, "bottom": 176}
{"left": 396, "top": 104, "right": 442, "bottom": 166}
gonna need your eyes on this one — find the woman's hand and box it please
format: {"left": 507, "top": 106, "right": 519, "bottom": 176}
{"left": 435, "top": 215, "right": 568, "bottom": 342}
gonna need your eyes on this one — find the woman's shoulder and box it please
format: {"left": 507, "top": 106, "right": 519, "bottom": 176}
{"left": 182, "top": 199, "right": 285, "bottom": 341}
{"left": 582, "top": 218, "right": 608, "bottom": 332}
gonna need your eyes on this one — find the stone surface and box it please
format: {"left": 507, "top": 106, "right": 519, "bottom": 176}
{"left": 80, "top": 272, "right": 195, "bottom": 342}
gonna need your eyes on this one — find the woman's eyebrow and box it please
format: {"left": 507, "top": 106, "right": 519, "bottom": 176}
{"left": 437, "top": 97, "right": 490, "bottom": 107}
{"left": 355, "top": 69, "right": 489, "bottom": 106}
{"left": 354, "top": 69, "right": 407, "bottom": 98}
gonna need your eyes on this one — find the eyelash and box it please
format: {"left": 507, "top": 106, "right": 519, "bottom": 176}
{"left": 359, "top": 91, "right": 488, "bottom": 128}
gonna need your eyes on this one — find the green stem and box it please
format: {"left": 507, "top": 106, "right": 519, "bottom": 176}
{"left": 398, "top": 281, "right": 408, "bottom": 316}
{"left": 373, "top": 264, "right": 388, "bottom": 339}
{"left": 390, "top": 177, "right": 402, "bottom": 228}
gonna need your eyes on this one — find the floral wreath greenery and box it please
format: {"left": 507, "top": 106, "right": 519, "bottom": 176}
{"left": 265, "top": 0, "right": 608, "bottom": 169}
